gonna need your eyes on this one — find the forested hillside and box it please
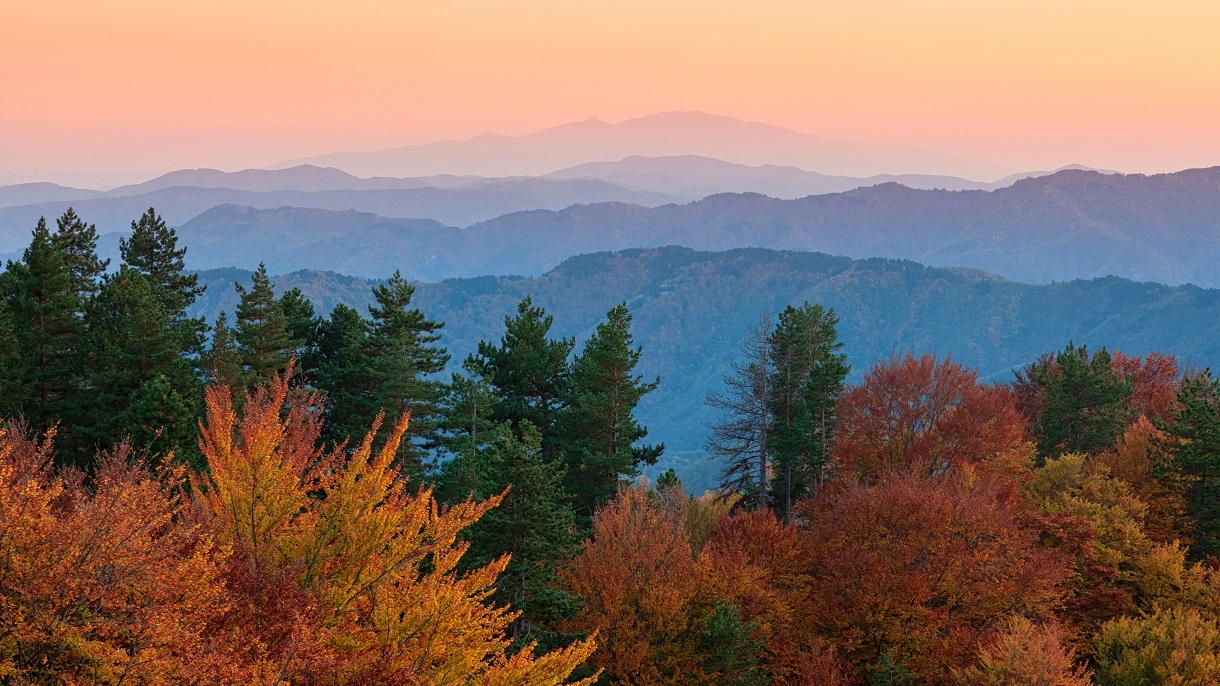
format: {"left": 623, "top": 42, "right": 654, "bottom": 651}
{"left": 190, "top": 246, "right": 1220, "bottom": 489}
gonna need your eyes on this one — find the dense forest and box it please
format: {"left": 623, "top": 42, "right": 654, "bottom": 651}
{"left": 5, "top": 208, "right": 1220, "bottom": 684}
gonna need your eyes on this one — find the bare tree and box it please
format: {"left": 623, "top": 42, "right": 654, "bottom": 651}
{"left": 705, "top": 313, "right": 772, "bottom": 511}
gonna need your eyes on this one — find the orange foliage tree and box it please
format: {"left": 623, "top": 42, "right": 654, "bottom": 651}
{"left": 0, "top": 368, "right": 597, "bottom": 685}
{"left": 955, "top": 617, "right": 1092, "bottom": 686}
{"left": 801, "top": 469, "right": 1067, "bottom": 683}
{"left": 833, "top": 353, "right": 1030, "bottom": 483}
{"left": 1110, "top": 350, "right": 1181, "bottom": 423}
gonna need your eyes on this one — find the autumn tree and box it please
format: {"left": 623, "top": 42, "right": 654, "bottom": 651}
{"left": 833, "top": 353, "right": 1030, "bottom": 484}
{"left": 1111, "top": 350, "right": 1181, "bottom": 423}
{"left": 767, "top": 302, "right": 849, "bottom": 522}
{"left": 956, "top": 617, "right": 1092, "bottom": 686}
{"left": 801, "top": 469, "right": 1066, "bottom": 682}
{"left": 1092, "top": 604, "right": 1220, "bottom": 685}
{"left": 707, "top": 314, "right": 773, "bottom": 510}
{"left": 559, "top": 303, "right": 663, "bottom": 524}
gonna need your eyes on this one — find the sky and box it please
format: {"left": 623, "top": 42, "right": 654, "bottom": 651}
{"left": 2, "top": 0, "right": 1219, "bottom": 186}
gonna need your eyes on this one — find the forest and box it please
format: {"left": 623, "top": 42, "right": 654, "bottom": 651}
{"left": 4, "top": 207, "right": 1220, "bottom": 685}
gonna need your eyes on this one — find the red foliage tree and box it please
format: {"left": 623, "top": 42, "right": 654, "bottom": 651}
{"left": 833, "top": 353, "right": 1030, "bottom": 483}
{"left": 1110, "top": 350, "right": 1181, "bottom": 423}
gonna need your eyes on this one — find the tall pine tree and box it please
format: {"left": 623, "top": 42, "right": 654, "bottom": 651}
{"left": 51, "top": 207, "right": 109, "bottom": 304}
{"left": 203, "top": 311, "right": 242, "bottom": 390}
{"left": 119, "top": 207, "right": 205, "bottom": 355}
{"left": 707, "top": 313, "right": 773, "bottom": 511}
{"left": 234, "top": 264, "right": 292, "bottom": 383}
{"left": 559, "top": 303, "right": 662, "bottom": 524}
{"left": 312, "top": 303, "right": 377, "bottom": 449}
{"left": 1031, "top": 342, "right": 1132, "bottom": 457}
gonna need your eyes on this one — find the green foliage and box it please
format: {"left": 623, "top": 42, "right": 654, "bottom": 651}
{"left": 696, "top": 601, "right": 771, "bottom": 686}
{"left": 203, "top": 311, "right": 242, "bottom": 390}
{"left": 654, "top": 467, "right": 681, "bottom": 493}
{"left": 120, "top": 207, "right": 205, "bottom": 355}
{"left": 0, "top": 218, "right": 84, "bottom": 444}
{"left": 1164, "top": 370, "right": 1220, "bottom": 558}
{"left": 437, "top": 421, "right": 579, "bottom": 643}
{"left": 278, "top": 286, "right": 319, "bottom": 374}
{"left": 234, "top": 263, "right": 292, "bottom": 383}
{"left": 559, "top": 303, "right": 662, "bottom": 524}
{"left": 1032, "top": 342, "right": 1133, "bottom": 457}
{"left": 51, "top": 207, "right": 108, "bottom": 302}
{"left": 868, "top": 649, "right": 913, "bottom": 686}
{"left": 767, "top": 302, "right": 849, "bottom": 520}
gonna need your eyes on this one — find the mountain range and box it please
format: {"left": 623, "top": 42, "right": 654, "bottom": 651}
{"left": 131, "top": 166, "right": 1220, "bottom": 287}
{"left": 189, "top": 246, "right": 1220, "bottom": 492}
{"left": 272, "top": 111, "right": 1011, "bottom": 180}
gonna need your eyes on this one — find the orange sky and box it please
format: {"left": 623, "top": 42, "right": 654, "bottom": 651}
{"left": 2, "top": 0, "right": 1219, "bottom": 185}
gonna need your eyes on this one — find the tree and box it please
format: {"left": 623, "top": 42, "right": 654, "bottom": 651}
{"left": 955, "top": 617, "right": 1092, "bottom": 686}
{"left": 1111, "top": 350, "right": 1181, "bottom": 423}
{"left": 1092, "top": 605, "right": 1220, "bottom": 685}
{"left": 802, "top": 469, "right": 1066, "bottom": 682}
{"left": 311, "top": 303, "right": 376, "bottom": 447}
{"left": 560, "top": 303, "right": 662, "bottom": 523}
{"left": 707, "top": 314, "right": 772, "bottom": 511}
{"left": 1163, "top": 369, "right": 1220, "bottom": 557}
{"left": 278, "top": 287, "right": 318, "bottom": 375}
{"left": 0, "top": 218, "right": 83, "bottom": 441}
{"left": 562, "top": 485, "right": 704, "bottom": 685}
{"left": 472, "top": 296, "right": 573, "bottom": 444}
{"left": 833, "top": 353, "right": 1030, "bottom": 484}
{"left": 203, "top": 310, "right": 242, "bottom": 390}
{"left": 438, "top": 421, "right": 579, "bottom": 643}
{"left": 767, "top": 303, "right": 849, "bottom": 521}
{"left": 51, "top": 207, "right": 108, "bottom": 303}
{"left": 234, "top": 263, "right": 292, "bottom": 383}
{"left": 1030, "top": 343, "right": 1133, "bottom": 457}
{"left": 79, "top": 266, "right": 201, "bottom": 464}
{"left": 119, "top": 207, "right": 205, "bottom": 354}
{"left": 364, "top": 270, "right": 449, "bottom": 474}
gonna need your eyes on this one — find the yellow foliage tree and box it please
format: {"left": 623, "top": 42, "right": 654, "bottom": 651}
{"left": 1093, "top": 604, "right": 1220, "bottom": 685}
{"left": 956, "top": 616, "right": 1092, "bottom": 686}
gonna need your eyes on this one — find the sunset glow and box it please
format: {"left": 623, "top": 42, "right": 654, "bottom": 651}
{"left": 3, "top": 0, "right": 1219, "bottom": 183}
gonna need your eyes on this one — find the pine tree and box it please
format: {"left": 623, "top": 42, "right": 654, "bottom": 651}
{"left": 767, "top": 303, "right": 849, "bottom": 521}
{"left": 79, "top": 266, "right": 201, "bottom": 464}
{"left": 234, "top": 264, "right": 291, "bottom": 383}
{"left": 1164, "top": 369, "right": 1220, "bottom": 558}
{"left": 706, "top": 313, "right": 772, "bottom": 511}
{"left": 203, "top": 311, "right": 242, "bottom": 390}
{"left": 364, "top": 271, "right": 449, "bottom": 475}
{"left": 119, "top": 207, "right": 205, "bottom": 354}
{"left": 437, "top": 421, "right": 579, "bottom": 644}
{"left": 312, "top": 303, "right": 377, "bottom": 448}
{"left": 439, "top": 357, "right": 498, "bottom": 454}
{"left": 559, "top": 303, "right": 662, "bottom": 524}
{"left": 471, "top": 296, "right": 574, "bottom": 444}
{"left": 1032, "top": 342, "right": 1132, "bottom": 457}
{"left": 278, "top": 287, "right": 318, "bottom": 375}
{"left": 51, "top": 207, "right": 109, "bottom": 302}
{"left": 0, "top": 218, "right": 83, "bottom": 441}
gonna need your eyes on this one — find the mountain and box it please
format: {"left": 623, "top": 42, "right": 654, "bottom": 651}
{"left": 162, "top": 167, "right": 1220, "bottom": 286}
{"left": 0, "top": 182, "right": 104, "bottom": 208}
{"left": 272, "top": 111, "right": 1011, "bottom": 180}
{"left": 190, "top": 246, "right": 1220, "bottom": 492}
{"left": 546, "top": 156, "right": 1112, "bottom": 200}
{"left": 0, "top": 178, "right": 680, "bottom": 252}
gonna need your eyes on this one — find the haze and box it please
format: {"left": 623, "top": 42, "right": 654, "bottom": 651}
{"left": 3, "top": 0, "right": 1219, "bottom": 186}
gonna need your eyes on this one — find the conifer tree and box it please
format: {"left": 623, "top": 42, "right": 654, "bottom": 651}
{"left": 312, "top": 303, "right": 376, "bottom": 448}
{"left": 51, "top": 207, "right": 109, "bottom": 302}
{"left": 1164, "top": 369, "right": 1220, "bottom": 557}
{"left": 364, "top": 271, "right": 449, "bottom": 474}
{"left": 1031, "top": 342, "right": 1132, "bottom": 457}
{"left": 439, "top": 357, "right": 498, "bottom": 454}
{"left": 438, "top": 421, "right": 579, "bottom": 643}
{"left": 0, "top": 218, "right": 83, "bottom": 439}
{"left": 471, "top": 296, "right": 574, "bottom": 445}
{"left": 278, "top": 286, "right": 319, "bottom": 375}
{"left": 559, "top": 303, "right": 662, "bottom": 523}
{"left": 119, "top": 207, "right": 205, "bottom": 354}
{"left": 80, "top": 266, "right": 201, "bottom": 464}
{"left": 203, "top": 311, "right": 242, "bottom": 390}
{"left": 767, "top": 303, "right": 849, "bottom": 521}
{"left": 234, "top": 263, "right": 291, "bottom": 383}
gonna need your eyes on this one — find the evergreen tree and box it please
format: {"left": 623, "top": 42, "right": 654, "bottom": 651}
{"left": 234, "top": 263, "right": 291, "bottom": 383}
{"left": 436, "top": 421, "right": 579, "bottom": 644}
{"left": 767, "top": 303, "right": 849, "bottom": 522}
{"left": 707, "top": 313, "right": 773, "bottom": 511}
{"left": 79, "top": 267, "right": 201, "bottom": 465}
{"left": 1032, "top": 342, "right": 1132, "bottom": 457}
{"left": 439, "top": 357, "right": 498, "bottom": 454}
{"left": 471, "top": 296, "right": 574, "bottom": 444}
{"left": 203, "top": 311, "right": 242, "bottom": 390}
{"left": 364, "top": 271, "right": 449, "bottom": 475}
{"left": 559, "top": 303, "right": 662, "bottom": 524}
{"left": 51, "top": 207, "right": 108, "bottom": 303}
{"left": 119, "top": 207, "right": 205, "bottom": 354}
{"left": 312, "top": 303, "right": 376, "bottom": 448}
{"left": 1164, "top": 370, "right": 1220, "bottom": 558}
{"left": 0, "top": 218, "right": 83, "bottom": 440}
{"left": 696, "top": 601, "right": 772, "bottom": 686}
{"left": 279, "top": 287, "right": 319, "bottom": 375}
